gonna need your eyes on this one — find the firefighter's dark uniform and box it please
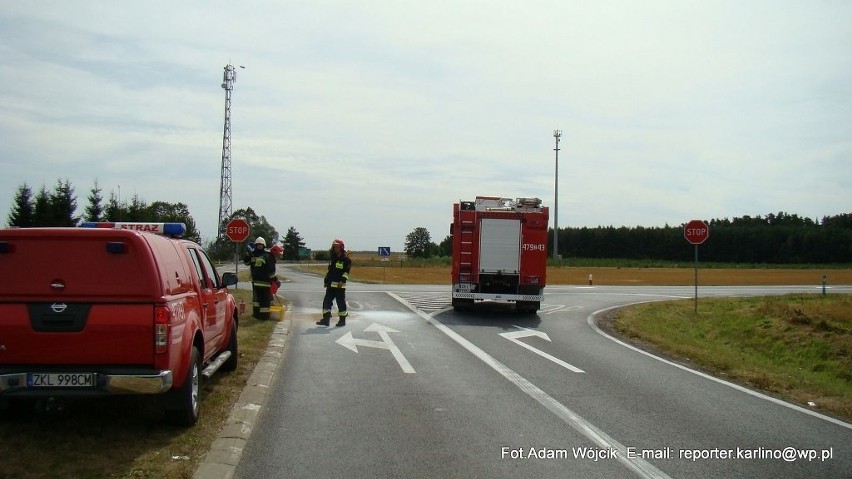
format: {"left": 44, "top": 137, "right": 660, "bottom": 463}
{"left": 243, "top": 243, "right": 276, "bottom": 320}
{"left": 318, "top": 243, "right": 351, "bottom": 327}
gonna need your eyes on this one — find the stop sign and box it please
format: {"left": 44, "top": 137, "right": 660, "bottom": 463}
{"left": 684, "top": 219, "right": 709, "bottom": 245}
{"left": 225, "top": 218, "right": 251, "bottom": 243}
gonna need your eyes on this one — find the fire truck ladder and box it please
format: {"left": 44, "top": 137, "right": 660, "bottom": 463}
{"left": 458, "top": 210, "right": 476, "bottom": 282}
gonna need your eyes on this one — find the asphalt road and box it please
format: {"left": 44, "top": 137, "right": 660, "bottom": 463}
{"left": 232, "top": 267, "right": 851, "bottom": 479}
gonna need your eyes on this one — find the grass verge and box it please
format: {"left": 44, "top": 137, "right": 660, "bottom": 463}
{"left": 607, "top": 294, "right": 851, "bottom": 421}
{"left": 0, "top": 288, "right": 277, "bottom": 479}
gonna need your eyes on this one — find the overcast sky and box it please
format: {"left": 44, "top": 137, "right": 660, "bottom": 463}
{"left": 1, "top": 1, "right": 850, "bottom": 252}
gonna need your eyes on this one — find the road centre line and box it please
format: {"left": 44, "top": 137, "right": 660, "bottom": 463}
{"left": 587, "top": 304, "right": 852, "bottom": 431}
{"left": 386, "top": 292, "right": 672, "bottom": 479}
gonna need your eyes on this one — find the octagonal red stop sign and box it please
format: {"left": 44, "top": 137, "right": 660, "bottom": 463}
{"left": 226, "top": 218, "right": 251, "bottom": 243}
{"left": 684, "top": 219, "right": 709, "bottom": 245}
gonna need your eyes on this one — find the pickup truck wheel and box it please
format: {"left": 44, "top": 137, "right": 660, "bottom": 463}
{"left": 165, "top": 346, "right": 201, "bottom": 426}
{"left": 221, "top": 320, "right": 238, "bottom": 372}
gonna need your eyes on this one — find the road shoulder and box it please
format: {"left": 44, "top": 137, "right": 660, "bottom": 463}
{"left": 193, "top": 315, "right": 292, "bottom": 479}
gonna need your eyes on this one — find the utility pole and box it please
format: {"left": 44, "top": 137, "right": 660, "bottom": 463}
{"left": 217, "top": 64, "right": 241, "bottom": 242}
{"left": 553, "top": 129, "right": 562, "bottom": 259}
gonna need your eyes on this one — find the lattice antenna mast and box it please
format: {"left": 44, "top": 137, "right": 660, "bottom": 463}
{"left": 217, "top": 64, "right": 238, "bottom": 241}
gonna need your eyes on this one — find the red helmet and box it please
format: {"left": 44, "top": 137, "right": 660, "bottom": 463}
{"left": 332, "top": 238, "right": 344, "bottom": 250}
{"left": 270, "top": 244, "right": 283, "bottom": 256}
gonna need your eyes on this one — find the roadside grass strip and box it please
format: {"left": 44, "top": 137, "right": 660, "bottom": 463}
{"left": 611, "top": 294, "right": 852, "bottom": 422}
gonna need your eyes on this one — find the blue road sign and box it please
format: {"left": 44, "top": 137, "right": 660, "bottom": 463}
{"left": 378, "top": 246, "right": 391, "bottom": 257}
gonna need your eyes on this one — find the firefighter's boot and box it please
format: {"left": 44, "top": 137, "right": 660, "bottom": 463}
{"left": 316, "top": 312, "right": 331, "bottom": 326}
{"left": 335, "top": 316, "right": 346, "bottom": 327}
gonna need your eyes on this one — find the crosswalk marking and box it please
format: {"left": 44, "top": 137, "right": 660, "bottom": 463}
{"left": 390, "top": 292, "right": 452, "bottom": 314}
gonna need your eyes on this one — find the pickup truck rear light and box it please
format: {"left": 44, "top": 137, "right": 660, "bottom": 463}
{"left": 154, "top": 306, "right": 171, "bottom": 354}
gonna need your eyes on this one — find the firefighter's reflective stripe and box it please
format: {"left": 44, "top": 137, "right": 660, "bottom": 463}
{"left": 329, "top": 281, "right": 347, "bottom": 288}
{"left": 253, "top": 281, "right": 271, "bottom": 287}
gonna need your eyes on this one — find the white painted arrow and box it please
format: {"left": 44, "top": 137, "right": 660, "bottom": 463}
{"left": 500, "top": 326, "right": 585, "bottom": 373}
{"left": 336, "top": 323, "right": 415, "bottom": 374}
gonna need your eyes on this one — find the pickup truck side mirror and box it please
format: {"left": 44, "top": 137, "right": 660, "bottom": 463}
{"left": 221, "top": 272, "right": 238, "bottom": 287}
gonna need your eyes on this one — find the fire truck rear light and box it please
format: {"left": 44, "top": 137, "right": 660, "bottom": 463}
{"left": 154, "top": 306, "right": 170, "bottom": 354}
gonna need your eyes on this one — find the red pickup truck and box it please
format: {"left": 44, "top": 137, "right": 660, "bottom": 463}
{"left": 0, "top": 222, "right": 239, "bottom": 426}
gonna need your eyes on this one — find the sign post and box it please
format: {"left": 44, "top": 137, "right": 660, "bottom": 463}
{"left": 378, "top": 247, "right": 391, "bottom": 283}
{"left": 683, "top": 220, "right": 709, "bottom": 313}
{"left": 226, "top": 218, "right": 251, "bottom": 274}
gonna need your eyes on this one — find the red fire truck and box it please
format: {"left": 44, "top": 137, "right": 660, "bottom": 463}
{"left": 450, "top": 196, "right": 549, "bottom": 313}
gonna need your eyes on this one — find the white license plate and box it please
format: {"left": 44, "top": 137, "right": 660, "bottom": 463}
{"left": 29, "top": 373, "right": 96, "bottom": 388}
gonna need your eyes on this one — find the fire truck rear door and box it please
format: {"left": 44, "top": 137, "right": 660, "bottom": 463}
{"left": 479, "top": 218, "right": 521, "bottom": 274}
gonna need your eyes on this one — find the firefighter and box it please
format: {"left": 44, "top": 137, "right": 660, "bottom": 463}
{"left": 243, "top": 236, "right": 277, "bottom": 320}
{"left": 317, "top": 238, "right": 351, "bottom": 327}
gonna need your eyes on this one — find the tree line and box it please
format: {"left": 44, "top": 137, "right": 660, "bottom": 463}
{"left": 553, "top": 212, "right": 852, "bottom": 264}
{"left": 3, "top": 179, "right": 308, "bottom": 262}
{"left": 6, "top": 180, "right": 850, "bottom": 264}
{"left": 5, "top": 179, "right": 202, "bottom": 242}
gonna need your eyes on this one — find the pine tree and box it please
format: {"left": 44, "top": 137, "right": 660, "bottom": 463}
{"left": 6, "top": 183, "right": 34, "bottom": 227}
{"left": 33, "top": 185, "right": 51, "bottom": 226}
{"left": 282, "top": 226, "right": 306, "bottom": 260}
{"left": 104, "top": 190, "right": 122, "bottom": 221}
{"left": 49, "top": 178, "right": 79, "bottom": 226}
{"left": 84, "top": 181, "right": 105, "bottom": 222}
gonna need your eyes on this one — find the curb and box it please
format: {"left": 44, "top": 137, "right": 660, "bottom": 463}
{"left": 192, "top": 312, "right": 291, "bottom": 479}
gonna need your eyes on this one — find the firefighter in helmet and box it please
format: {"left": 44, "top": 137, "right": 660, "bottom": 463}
{"left": 243, "top": 236, "right": 277, "bottom": 320}
{"left": 318, "top": 238, "right": 351, "bottom": 327}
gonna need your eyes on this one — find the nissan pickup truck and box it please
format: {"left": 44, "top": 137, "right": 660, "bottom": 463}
{"left": 0, "top": 222, "right": 239, "bottom": 426}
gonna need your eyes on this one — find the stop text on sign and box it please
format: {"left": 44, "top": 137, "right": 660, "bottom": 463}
{"left": 225, "top": 218, "right": 251, "bottom": 242}
{"left": 684, "top": 219, "right": 709, "bottom": 245}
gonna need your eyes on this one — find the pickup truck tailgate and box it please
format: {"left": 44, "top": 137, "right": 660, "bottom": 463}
{"left": 0, "top": 303, "right": 155, "bottom": 365}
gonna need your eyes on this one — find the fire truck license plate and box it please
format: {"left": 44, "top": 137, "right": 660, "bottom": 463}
{"left": 29, "top": 373, "right": 95, "bottom": 388}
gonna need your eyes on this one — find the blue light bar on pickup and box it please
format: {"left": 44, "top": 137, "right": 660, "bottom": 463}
{"left": 80, "top": 222, "right": 186, "bottom": 237}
